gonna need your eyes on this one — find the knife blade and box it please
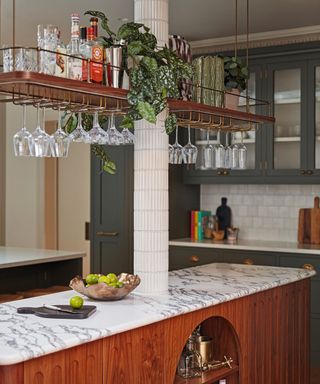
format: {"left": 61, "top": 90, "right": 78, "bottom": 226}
{"left": 43, "top": 304, "right": 75, "bottom": 314}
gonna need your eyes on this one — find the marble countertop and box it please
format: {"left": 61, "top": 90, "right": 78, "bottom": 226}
{"left": 0, "top": 263, "right": 315, "bottom": 365}
{"left": 169, "top": 238, "right": 320, "bottom": 255}
{"left": 0, "top": 246, "right": 85, "bottom": 269}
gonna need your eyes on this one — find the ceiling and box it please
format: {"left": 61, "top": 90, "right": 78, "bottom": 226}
{"left": 1, "top": 0, "right": 320, "bottom": 45}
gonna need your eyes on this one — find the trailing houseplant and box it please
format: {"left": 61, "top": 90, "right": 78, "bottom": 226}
{"left": 64, "top": 10, "right": 193, "bottom": 174}
{"left": 224, "top": 56, "right": 249, "bottom": 92}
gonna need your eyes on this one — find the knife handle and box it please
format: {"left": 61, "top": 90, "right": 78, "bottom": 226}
{"left": 17, "top": 307, "right": 36, "bottom": 314}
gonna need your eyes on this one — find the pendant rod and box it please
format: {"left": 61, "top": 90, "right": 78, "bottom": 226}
{"left": 12, "top": 0, "right": 16, "bottom": 47}
{"left": 246, "top": 0, "right": 249, "bottom": 112}
{"left": 234, "top": 0, "right": 238, "bottom": 58}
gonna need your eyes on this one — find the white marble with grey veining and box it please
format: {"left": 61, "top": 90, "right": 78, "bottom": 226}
{"left": 0, "top": 246, "right": 85, "bottom": 269}
{"left": 169, "top": 238, "right": 320, "bottom": 255}
{"left": 0, "top": 263, "right": 315, "bottom": 365}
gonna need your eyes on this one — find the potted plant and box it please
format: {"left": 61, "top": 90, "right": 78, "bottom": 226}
{"left": 223, "top": 56, "right": 249, "bottom": 109}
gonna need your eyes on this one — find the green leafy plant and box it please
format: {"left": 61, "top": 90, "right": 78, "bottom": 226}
{"left": 224, "top": 56, "right": 249, "bottom": 92}
{"left": 66, "top": 10, "right": 193, "bottom": 174}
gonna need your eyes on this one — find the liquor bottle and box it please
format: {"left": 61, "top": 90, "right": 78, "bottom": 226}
{"left": 90, "top": 17, "right": 98, "bottom": 38}
{"left": 68, "top": 13, "right": 83, "bottom": 80}
{"left": 85, "top": 27, "right": 104, "bottom": 84}
{"left": 79, "top": 26, "right": 89, "bottom": 81}
{"left": 55, "top": 30, "right": 67, "bottom": 77}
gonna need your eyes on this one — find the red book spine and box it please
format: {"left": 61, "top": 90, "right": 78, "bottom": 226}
{"left": 191, "top": 211, "right": 195, "bottom": 239}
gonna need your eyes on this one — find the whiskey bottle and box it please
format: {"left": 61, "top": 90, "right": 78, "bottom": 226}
{"left": 85, "top": 27, "right": 103, "bottom": 84}
{"left": 55, "top": 30, "right": 67, "bottom": 77}
{"left": 67, "top": 13, "right": 83, "bottom": 80}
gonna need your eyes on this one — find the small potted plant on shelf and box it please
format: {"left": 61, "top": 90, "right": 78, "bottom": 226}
{"left": 223, "top": 56, "right": 249, "bottom": 110}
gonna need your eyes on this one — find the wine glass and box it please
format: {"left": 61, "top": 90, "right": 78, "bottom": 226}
{"left": 182, "top": 125, "right": 198, "bottom": 164}
{"left": 202, "top": 130, "right": 214, "bottom": 169}
{"left": 69, "top": 113, "right": 90, "bottom": 143}
{"left": 50, "top": 107, "right": 70, "bottom": 157}
{"left": 213, "top": 130, "right": 225, "bottom": 169}
{"left": 121, "top": 127, "right": 135, "bottom": 144}
{"left": 238, "top": 131, "right": 247, "bottom": 169}
{"left": 169, "top": 126, "right": 183, "bottom": 164}
{"left": 30, "top": 105, "right": 51, "bottom": 158}
{"left": 107, "top": 114, "right": 124, "bottom": 145}
{"left": 229, "top": 132, "right": 239, "bottom": 169}
{"left": 13, "top": 104, "right": 34, "bottom": 156}
{"left": 86, "top": 112, "right": 108, "bottom": 145}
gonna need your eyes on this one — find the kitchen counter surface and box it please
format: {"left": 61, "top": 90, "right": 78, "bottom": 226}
{"left": 0, "top": 262, "right": 315, "bottom": 365}
{"left": 169, "top": 238, "right": 320, "bottom": 255}
{"left": 0, "top": 246, "right": 85, "bottom": 269}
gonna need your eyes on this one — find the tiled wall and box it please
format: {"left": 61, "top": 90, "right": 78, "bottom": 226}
{"left": 201, "top": 185, "right": 320, "bottom": 242}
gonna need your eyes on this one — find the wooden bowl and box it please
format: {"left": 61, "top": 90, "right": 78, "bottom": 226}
{"left": 212, "top": 230, "right": 225, "bottom": 241}
{"left": 69, "top": 273, "right": 140, "bottom": 301}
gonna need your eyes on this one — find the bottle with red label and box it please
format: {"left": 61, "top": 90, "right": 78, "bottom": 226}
{"left": 82, "top": 27, "right": 103, "bottom": 84}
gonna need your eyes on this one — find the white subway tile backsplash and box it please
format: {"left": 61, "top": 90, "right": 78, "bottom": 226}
{"left": 200, "top": 184, "right": 318, "bottom": 242}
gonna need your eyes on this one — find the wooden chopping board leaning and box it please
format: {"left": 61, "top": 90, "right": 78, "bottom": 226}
{"left": 298, "top": 196, "right": 320, "bottom": 244}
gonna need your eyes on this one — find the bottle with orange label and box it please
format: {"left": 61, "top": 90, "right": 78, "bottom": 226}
{"left": 83, "top": 27, "right": 103, "bottom": 84}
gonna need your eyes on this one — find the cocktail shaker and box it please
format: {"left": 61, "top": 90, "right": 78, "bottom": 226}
{"left": 105, "top": 46, "right": 124, "bottom": 88}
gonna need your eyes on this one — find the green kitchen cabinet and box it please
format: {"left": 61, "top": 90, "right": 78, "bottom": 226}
{"left": 184, "top": 43, "right": 320, "bottom": 184}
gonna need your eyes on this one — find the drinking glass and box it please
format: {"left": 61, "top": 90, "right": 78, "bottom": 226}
{"left": 238, "top": 131, "right": 247, "bottom": 169}
{"left": 229, "top": 132, "right": 239, "bottom": 169}
{"left": 38, "top": 24, "right": 58, "bottom": 75}
{"left": 13, "top": 104, "right": 34, "bottom": 156}
{"left": 169, "top": 126, "right": 183, "bottom": 164}
{"left": 31, "top": 105, "right": 51, "bottom": 157}
{"left": 69, "top": 113, "right": 90, "bottom": 143}
{"left": 86, "top": 112, "right": 108, "bottom": 144}
{"left": 213, "top": 130, "right": 225, "bottom": 169}
{"left": 182, "top": 125, "right": 198, "bottom": 164}
{"left": 106, "top": 114, "right": 123, "bottom": 145}
{"left": 202, "top": 130, "right": 214, "bottom": 169}
{"left": 2, "top": 45, "right": 13, "bottom": 72}
{"left": 14, "top": 48, "right": 37, "bottom": 71}
{"left": 50, "top": 108, "right": 70, "bottom": 157}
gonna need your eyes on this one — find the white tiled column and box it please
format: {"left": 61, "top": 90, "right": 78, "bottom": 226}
{"left": 134, "top": 0, "right": 169, "bottom": 294}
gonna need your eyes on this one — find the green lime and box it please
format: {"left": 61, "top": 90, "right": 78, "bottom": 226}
{"left": 106, "top": 273, "right": 118, "bottom": 284}
{"left": 85, "top": 273, "right": 99, "bottom": 285}
{"left": 70, "top": 295, "right": 84, "bottom": 309}
{"left": 108, "top": 282, "right": 118, "bottom": 287}
{"left": 116, "top": 281, "right": 124, "bottom": 288}
{"left": 98, "top": 275, "right": 111, "bottom": 284}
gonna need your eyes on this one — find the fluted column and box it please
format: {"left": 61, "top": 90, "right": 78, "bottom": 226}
{"left": 134, "top": 0, "right": 169, "bottom": 294}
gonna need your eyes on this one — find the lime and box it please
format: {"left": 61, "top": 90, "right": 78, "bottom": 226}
{"left": 98, "top": 275, "right": 111, "bottom": 284}
{"left": 106, "top": 273, "right": 118, "bottom": 284}
{"left": 116, "top": 281, "right": 124, "bottom": 288}
{"left": 70, "top": 295, "right": 84, "bottom": 309}
{"left": 85, "top": 273, "right": 99, "bottom": 285}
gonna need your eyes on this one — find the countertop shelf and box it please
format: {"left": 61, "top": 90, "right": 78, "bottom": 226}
{"left": 174, "top": 365, "right": 239, "bottom": 384}
{"left": 0, "top": 71, "right": 274, "bottom": 128}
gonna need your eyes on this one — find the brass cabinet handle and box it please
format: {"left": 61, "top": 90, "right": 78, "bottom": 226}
{"left": 217, "top": 170, "right": 223, "bottom": 175}
{"left": 243, "top": 258, "right": 254, "bottom": 265}
{"left": 306, "top": 170, "right": 314, "bottom": 175}
{"left": 190, "top": 255, "right": 200, "bottom": 263}
{"left": 302, "top": 263, "right": 315, "bottom": 271}
{"left": 223, "top": 170, "right": 229, "bottom": 175}
{"left": 96, "top": 231, "right": 119, "bottom": 237}
{"left": 300, "top": 170, "right": 306, "bottom": 175}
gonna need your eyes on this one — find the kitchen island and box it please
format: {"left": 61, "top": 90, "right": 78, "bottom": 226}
{"left": 0, "top": 263, "right": 315, "bottom": 384}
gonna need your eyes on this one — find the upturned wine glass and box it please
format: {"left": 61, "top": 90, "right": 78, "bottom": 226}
{"left": 182, "top": 125, "right": 198, "bottom": 164}
{"left": 202, "top": 130, "right": 214, "bottom": 169}
{"left": 213, "top": 130, "right": 225, "bottom": 169}
{"left": 69, "top": 113, "right": 90, "bottom": 143}
{"left": 50, "top": 108, "right": 70, "bottom": 157}
{"left": 169, "top": 126, "right": 183, "bottom": 164}
{"left": 238, "top": 131, "right": 247, "bottom": 169}
{"left": 121, "top": 127, "right": 135, "bottom": 144}
{"left": 229, "top": 132, "right": 240, "bottom": 169}
{"left": 107, "top": 114, "right": 124, "bottom": 145}
{"left": 13, "top": 104, "right": 34, "bottom": 157}
{"left": 30, "top": 105, "right": 51, "bottom": 157}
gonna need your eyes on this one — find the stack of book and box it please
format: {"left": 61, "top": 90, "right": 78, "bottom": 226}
{"left": 190, "top": 210, "right": 211, "bottom": 240}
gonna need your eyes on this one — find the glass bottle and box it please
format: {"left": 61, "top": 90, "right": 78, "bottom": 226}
{"left": 85, "top": 27, "right": 103, "bottom": 84}
{"left": 176, "top": 337, "right": 202, "bottom": 378}
{"left": 67, "top": 13, "right": 83, "bottom": 80}
{"left": 90, "top": 17, "right": 98, "bottom": 38}
{"left": 79, "top": 26, "right": 89, "bottom": 81}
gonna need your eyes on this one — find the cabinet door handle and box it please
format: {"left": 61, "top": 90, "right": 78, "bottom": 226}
{"left": 306, "top": 170, "right": 314, "bottom": 175}
{"left": 96, "top": 231, "right": 119, "bottom": 237}
{"left": 217, "top": 170, "right": 223, "bottom": 175}
{"left": 300, "top": 170, "right": 306, "bottom": 175}
{"left": 223, "top": 170, "right": 229, "bottom": 175}
{"left": 243, "top": 258, "right": 254, "bottom": 265}
{"left": 302, "top": 263, "right": 315, "bottom": 271}
{"left": 190, "top": 255, "right": 200, "bottom": 263}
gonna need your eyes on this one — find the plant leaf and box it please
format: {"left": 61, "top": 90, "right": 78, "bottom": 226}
{"left": 120, "top": 115, "right": 134, "bottom": 129}
{"left": 137, "top": 101, "right": 156, "bottom": 124}
{"left": 165, "top": 114, "right": 177, "bottom": 135}
{"left": 141, "top": 56, "right": 158, "bottom": 72}
{"left": 103, "top": 160, "right": 117, "bottom": 174}
{"left": 127, "top": 41, "right": 144, "bottom": 56}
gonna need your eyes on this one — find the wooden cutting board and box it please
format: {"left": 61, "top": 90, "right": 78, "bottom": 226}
{"left": 298, "top": 196, "right": 320, "bottom": 244}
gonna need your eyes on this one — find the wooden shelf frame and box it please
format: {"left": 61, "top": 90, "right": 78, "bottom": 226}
{"left": 174, "top": 364, "right": 239, "bottom": 384}
{"left": 0, "top": 71, "right": 275, "bottom": 128}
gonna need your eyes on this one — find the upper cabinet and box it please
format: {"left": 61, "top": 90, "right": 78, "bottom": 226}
{"left": 184, "top": 45, "right": 320, "bottom": 184}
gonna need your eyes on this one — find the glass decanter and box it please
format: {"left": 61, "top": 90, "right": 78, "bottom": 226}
{"left": 176, "top": 335, "right": 202, "bottom": 378}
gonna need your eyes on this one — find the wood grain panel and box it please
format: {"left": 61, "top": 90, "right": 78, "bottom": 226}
{"left": 0, "top": 279, "right": 311, "bottom": 384}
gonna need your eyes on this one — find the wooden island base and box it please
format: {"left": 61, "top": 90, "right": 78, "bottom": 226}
{"left": 0, "top": 279, "right": 310, "bottom": 384}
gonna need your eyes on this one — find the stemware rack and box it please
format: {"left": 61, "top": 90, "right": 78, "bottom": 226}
{"left": 0, "top": 44, "right": 275, "bottom": 129}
